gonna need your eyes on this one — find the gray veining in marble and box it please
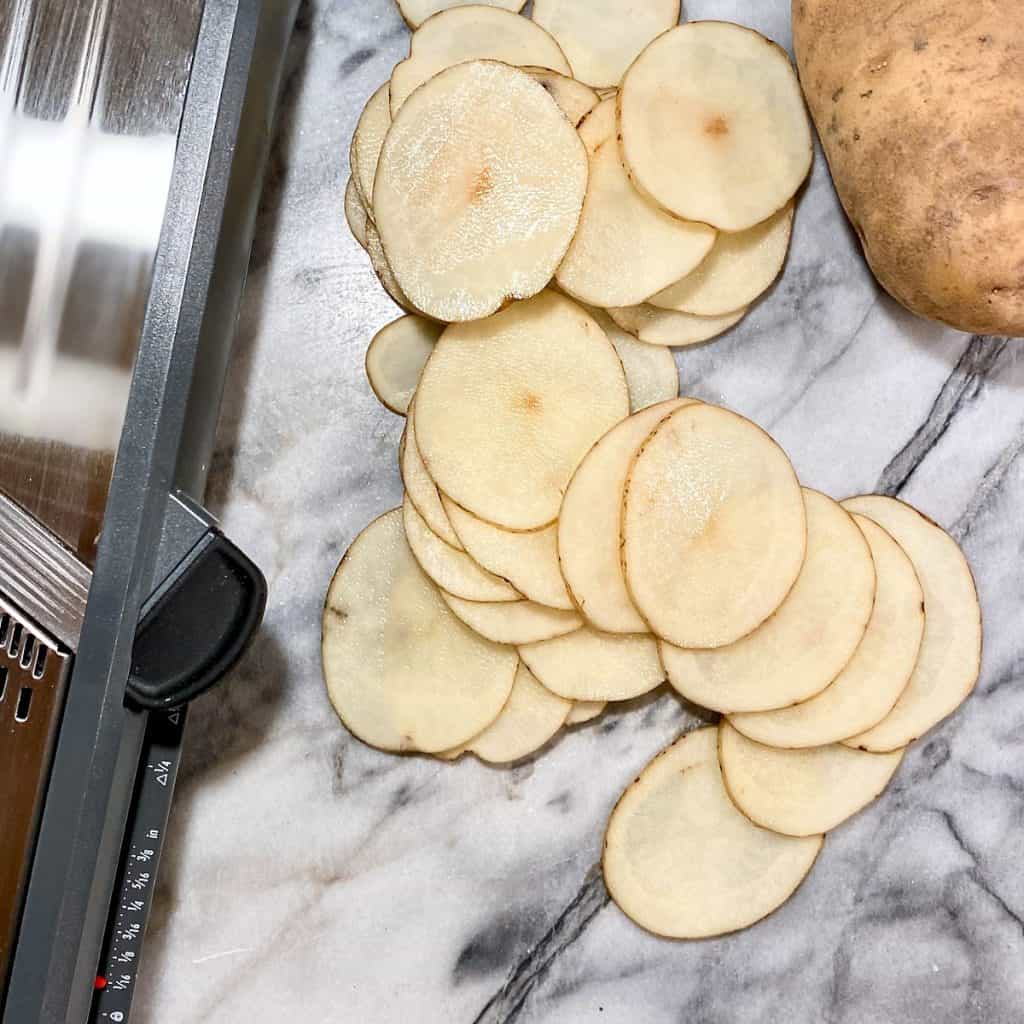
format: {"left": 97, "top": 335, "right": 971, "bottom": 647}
{"left": 133, "top": 2, "right": 1024, "bottom": 1021}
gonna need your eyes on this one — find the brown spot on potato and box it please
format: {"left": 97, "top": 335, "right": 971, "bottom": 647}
{"left": 913, "top": 36, "right": 928, "bottom": 52}
{"left": 860, "top": 89, "right": 874, "bottom": 99}
{"left": 470, "top": 166, "right": 494, "bottom": 203}
{"left": 704, "top": 115, "right": 729, "bottom": 137}
{"left": 832, "top": 86, "right": 844, "bottom": 102}
{"left": 516, "top": 392, "right": 542, "bottom": 414}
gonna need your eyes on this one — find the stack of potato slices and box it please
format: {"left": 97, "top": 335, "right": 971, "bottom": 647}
{"left": 328, "top": 1, "right": 982, "bottom": 941}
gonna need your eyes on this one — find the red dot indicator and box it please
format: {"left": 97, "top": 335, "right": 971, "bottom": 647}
{"left": 94, "top": 976, "right": 107, "bottom": 991}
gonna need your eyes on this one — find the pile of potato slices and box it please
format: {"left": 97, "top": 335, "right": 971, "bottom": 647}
{"left": 327, "top": 1, "right": 983, "bottom": 940}
{"left": 347, "top": 4, "right": 811, "bottom": 346}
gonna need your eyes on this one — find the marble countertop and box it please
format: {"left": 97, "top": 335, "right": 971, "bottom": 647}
{"left": 134, "top": 2, "right": 1024, "bottom": 1021}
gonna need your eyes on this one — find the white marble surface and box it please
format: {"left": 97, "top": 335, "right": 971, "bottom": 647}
{"left": 135, "top": 2, "right": 1024, "bottom": 1021}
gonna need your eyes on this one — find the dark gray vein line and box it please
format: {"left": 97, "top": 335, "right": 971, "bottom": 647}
{"left": 472, "top": 864, "right": 609, "bottom": 1024}
{"left": 936, "top": 810, "right": 1024, "bottom": 933}
{"left": 769, "top": 294, "right": 880, "bottom": 430}
{"left": 951, "top": 424, "right": 1024, "bottom": 542}
{"left": 875, "top": 335, "right": 1008, "bottom": 496}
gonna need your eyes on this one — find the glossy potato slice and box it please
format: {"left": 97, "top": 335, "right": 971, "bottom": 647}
{"left": 718, "top": 722, "right": 904, "bottom": 837}
{"left": 841, "top": 495, "right": 981, "bottom": 752}
{"left": 322, "top": 509, "right": 517, "bottom": 752}
{"left": 661, "top": 490, "right": 875, "bottom": 713}
{"left": 622, "top": 403, "right": 806, "bottom": 648}
{"left": 376, "top": 61, "right": 587, "bottom": 322}
{"left": 415, "top": 291, "right": 629, "bottom": 530}
{"left": 604, "top": 727, "right": 822, "bottom": 938}
{"left": 366, "top": 316, "right": 442, "bottom": 416}
{"left": 619, "top": 22, "right": 812, "bottom": 231}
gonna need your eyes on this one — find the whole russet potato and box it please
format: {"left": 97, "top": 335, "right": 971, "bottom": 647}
{"left": 792, "top": 0, "right": 1024, "bottom": 337}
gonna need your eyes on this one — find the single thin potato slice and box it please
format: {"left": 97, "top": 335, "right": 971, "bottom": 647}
{"left": 649, "top": 203, "right": 795, "bottom": 317}
{"left": 607, "top": 303, "right": 746, "bottom": 347}
{"left": 556, "top": 100, "right": 716, "bottom": 308}
{"left": 376, "top": 62, "right": 587, "bottom": 322}
{"left": 623, "top": 403, "right": 806, "bottom": 649}
{"left": 532, "top": 0, "right": 681, "bottom": 89}
{"left": 566, "top": 700, "right": 606, "bottom": 725}
{"left": 352, "top": 84, "right": 391, "bottom": 210}
{"left": 322, "top": 509, "right": 517, "bottom": 752}
{"left": 345, "top": 177, "right": 370, "bottom": 251}
{"left": 730, "top": 515, "right": 925, "bottom": 747}
{"left": 559, "top": 399, "right": 693, "bottom": 634}
{"left": 415, "top": 291, "right": 629, "bottom": 530}
{"left": 524, "top": 66, "right": 599, "bottom": 127}
{"left": 441, "top": 592, "right": 582, "bottom": 645}
{"left": 366, "top": 222, "right": 417, "bottom": 313}
{"left": 449, "top": 662, "right": 572, "bottom": 764}
{"left": 841, "top": 496, "right": 982, "bottom": 752}
{"left": 591, "top": 308, "right": 679, "bottom": 412}
{"left": 519, "top": 626, "right": 664, "bottom": 702}
{"left": 398, "top": 0, "right": 527, "bottom": 31}
{"left": 389, "top": 7, "right": 571, "bottom": 116}
{"left": 604, "top": 727, "right": 822, "bottom": 939}
{"left": 400, "top": 404, "right": 463, "bottom": 549}
{"left": 661, "top": 490, "right": 875, "bottom": 713}
{"left": 718, "top": 722, "right": 904, "bottom": 837}
{"left": 403, "top": 496, "right": 520, "bottom": 602}
{"left": 619, "top": 22, "right": 813, "bottom": 231}
{"left": 366, "top": 316, "right": 442, "bottom": 416}
{"left": 442, "top": 495, "right": 574, "bottom": 610}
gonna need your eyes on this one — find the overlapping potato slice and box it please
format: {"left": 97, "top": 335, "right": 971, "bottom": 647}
{"left": 618, "top": 22, "right": 812, "bottom": 231}
{"left": 718, "top": 722, "right": 904, "bottom": 837}
{"left": 415, "top": 291, "right": 629, "bottom": 530}
{"left": 397, "top": 0, "right": 527, "bottom": 31}
{"left": 441, "top": 592, "right": 582, "bottom": 645}
{"left": 400, "top": 404, "right": 463, "bottom": 549}
{"left": 345, "top": 177, "right": 370, "bottom": 251}
{"left": 322, "top": 509, "right": 517, "bottom": 752}
{"left": 565, "top": 701, "right": 606, "bottom": 725}
{"left": 730, "top": 515, "right": 925, "bottom": 747}
{"left": 622, "top": 403, "right": 806, "bottom": 648}
{"left": 366, "top": 316, "right": 442, "bottom": 416}
{"left": 376, "top": 62, "right": 587, "bottom": 322}
{"left": 604, "top": 727, "right": 822, "bottom": 938}
{"left": 351, "top": 84, "right": 391, "bottom": 210}
{"left": 661, "top": 490, "right": 875, "bottom": 713}
{"left": 389, "top": 7, "right": 571, "bottom": 116}
{"left": 608, "top": 302, "right": 747, "bottom": 347}
{"left": 649, "top": 203, "right": 795, "bottom": 316}
{"left": 556, "top": 99, "right": 716, "bottom": 308}
{"left": 532, "top": 0, "right": 681, "bottom": 89}
{"left": 588, "top": 308, "right": 679, "bottom": 412}
{"left": 524, "top": 66, "right": 599, "bottom": 126}
{"left": 841, "top": 496, "right": 981, "bottom": 752}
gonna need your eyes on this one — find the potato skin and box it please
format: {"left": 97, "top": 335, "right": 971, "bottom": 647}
{"left": 793, "top": 0, "right": 1024, "bottom": 337}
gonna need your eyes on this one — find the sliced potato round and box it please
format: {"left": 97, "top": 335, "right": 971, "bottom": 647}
{"left": 524, "top": 66, "right": 599, "bottom": 127}
{"left": 366, "top": 316, "right": 442, "bottom": 416}
{"left": 619, "top": 22, "right": 813, "bottom": 231}
{"left": 532, "top": 0, "right": 681, "bottom": 89}
{"left": 451, "top": 662, "right": 571, "bottom": 764}
{"left": 442, "top": 495, "right": 574, "bottom": 610}
{"left": 400, "top": 404, "right": 463, "bottom": 549}
{"left": 661, "top": 490, "right": 875, "bottom": 713}
{"left": 441, "top": 592, "right": 582, "bottom": 645}
{"left": 376, "top": 62, "right": 587, "bottom": 322}
{"left": 366, "top": 222, "right": 417, "bottom": 313}
{"left": 351, "top": 84, "right": 391, "bottom": 211}
{"left": 603, "top": 727, "right": 822, "bottom": 938}
{"left": 345, "top": 177, "right": 370, "bottom": 251}
{"left": 718, "top": 722, "right": 904, "bottom": 837}
{"left": 607, "top": 303, "right": 746, "bottom": 348}
{"left": 415, "top": 291, "right": 629, "bottom": 530}
{"left": 322, "top": 509, "right": 517, "bottom": 752}
{"left": 591, "top": 308, "right": 679, "bottom": 412}
{"left": 398, "top": 0, "right": 527, "bottom": 31}
{"left": 565, "top": 700, "right": 606, "bottom": 725}
{"left": 730, "top": 515, "right": 925, "bottom": 747}
{"left": 403, "top": 495, "right": 520, "bottom": 603}
{"left": 649, "top": 203, "right": 795, "bottom": 317}
{"left": 389, "top": 7, "right": 571, "bottom": 116}
{"left": 841, "top": 496, "right": 982, "bottom": 752}
{"left": 559, "top": 399, "right": 692, "bottom": 634}
{"left": 518, "top": 626, "right": 664, "bottom": 702}
{"left": 623, "top": 403, "right": 806, "bottom": 649}
{"left": 556, "top": 100, "right": 716, "bottom": 309}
